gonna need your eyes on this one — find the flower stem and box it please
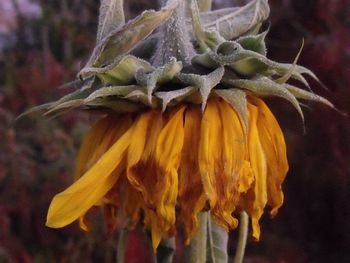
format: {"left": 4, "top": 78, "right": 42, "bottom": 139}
{"left": 233, "top": 212, "right": 249, "bottom": 263}
{"left": 156, "top": 237, "right": 176, "bottom": 263}
{"left": 189, "top": 212, "right": 208, "bottom": 263}
{"left": 152, "top": 0, "right": 195, "bottom": 66}
{"left": 117, "top": 228, "right": 128, "bottom": 263}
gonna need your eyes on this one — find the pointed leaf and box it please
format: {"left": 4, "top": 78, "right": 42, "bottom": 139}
{"left": 275, "top": 40, "right": 304, "bottom": 84}
{"left": 236, "top": 29, "right": 268, "bottom": 55}
{"left": 84, "top": 85, "right": 140, "bottom": 102}
{"left": 124, "top": 89, "right": 160, "bottom": 107}
{"left": 45, "top": 78, "right": 96, "bottom": 114}
{"left": 17, "top": 102, "right": 55, "bottom": 120}
{"left": 177, "top": 67, "right": 225, "bottom": 110}
{"left": 79, "top": 55, "right": 154, "bottom": 85}
{"left": 203, "top": 0, "right": 270, "bottom": 40}
{"left": 97, "top": 0, "right": 125, "bottom": 43}
{"left": 200, "top": 7, "right": 239, "bottom": 25}
{"left": 284, "top": 84, "right": 335, "bottom": 108}
{"left": 190, "top": 0, "right": 223, "bottom": 51}
{"left": 86, "top": 97, "right": 145, "bottom": 112}
{"left": 213, "top": 89, "right": 248, "bottom": 127}
{"left": 84, "top": 0, "right": 178, "bottom": 67}
{"left": 135, "top": 57, "right": 183, "bottom": 102}
{"left": 45, "top": 99, "right": 85, "bottom": 115}
{"left": 223, "top": 77, "right": 304, "bottom": 122}
{"left": 155, "top": 86, "right": 197, "bottom": 111}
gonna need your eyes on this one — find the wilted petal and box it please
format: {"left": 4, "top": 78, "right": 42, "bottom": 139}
{"left": 242, "top": 103, "right": 268, "bottom": 240}
{"left": 199, "top": 99, "right": 222, "bottom": 208}
{"left": 155, "top": 106, "right": 185, "bottom": 225}
{"left": 179, "top": 105, "right": 207, "bottom": 243}
{"left": 46, "top": 123, "right": 133, "bottom": 228}
{"left": 250, "top": 96, "right": 288, "bottom": 217}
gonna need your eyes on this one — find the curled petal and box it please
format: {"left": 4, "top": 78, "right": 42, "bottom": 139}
{"left": 46, "top": 123, "right": 133, "bottom": 228}
{"left": 249, "top": 96, "right": 288, "bottom": 217}
{"left": 179, "top": 105, "right": 207, "bottom": 243}
{"left": 241, "top": 103, "right": 268, "bottom": 240}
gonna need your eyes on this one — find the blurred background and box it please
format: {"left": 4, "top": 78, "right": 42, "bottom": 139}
{"left": 0, "top": 0, "right": 349, "bottom": 262}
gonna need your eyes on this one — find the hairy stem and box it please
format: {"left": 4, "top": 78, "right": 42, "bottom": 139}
{"left": 152, "top": 0, "right": 196, "bottom": 66}
{"left": 233, "top": 212, "right": 249, "bottom": 263}
{"left": 117, "top": 228, "right": 128, "bottom": 263}
{"left": 157, "top": 237, "right": 176, "bottom": 263}
{"left": 189, "top": 212, "right": 208, "bottom": 263}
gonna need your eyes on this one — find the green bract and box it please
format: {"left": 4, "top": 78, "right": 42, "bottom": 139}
{"left": 24, "top": 0, "right": 334, "bottom": 126}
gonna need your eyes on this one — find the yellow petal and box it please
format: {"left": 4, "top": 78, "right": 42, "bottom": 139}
{"left": 245, "top": 103, "right": 268, "bottom": 240}
{"left": 123, "top": 181, "right": 142, "bottom": 226}
{"left": 179, "top": 105, "right": 207, "bottom": 243}
{"left": 155, "top": 106, "right": 185, "bottom": 224}
{"left": 74, "top": 116, "right": 112, "bottom": 180}
{"left": 250, "top": 96, "right": 289, "bottom": 217}
{"left": 126, "top": 111, "right": 162, "bottom": 208}
{"left": 127, "top": 112, "right": 154, "bottom": 168}
{"left": 218, "top": 99, "right": 246, "bottom": 204}
{"left": 46, "top": 124, "right": 133, "bottom": 228}
{"left": 211, "top": 99, "right": 247, "bottom": 230}
{"left": 199, "top": 99, "right": 222, "bottom": 208}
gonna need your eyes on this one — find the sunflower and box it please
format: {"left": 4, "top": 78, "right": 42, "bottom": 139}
{"left": 46, "top": 95, "right": 287, "bottom": 249}
{"left": 27, "top": 0, "right": 334, "bottom": 257}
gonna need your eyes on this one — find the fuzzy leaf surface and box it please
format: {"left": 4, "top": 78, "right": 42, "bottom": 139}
{"left": 84, "top": 0, "right": 178, "bottom": 67}
{"left": 97, "top": 0, "right": 125, "bottom": 42}
{"left": 203, "top": 0, "right": 270, "bottom": 40}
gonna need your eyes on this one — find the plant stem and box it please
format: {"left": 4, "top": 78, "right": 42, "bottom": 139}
{"left": 152, "top": 0, "right": 195, "bottom": 66}
{"left": 189, "top": 212, "right": 208, "bottom": 263}
{"left": 233, "top": 212, "right": 249, "bottom": 263}
{"left": 156, "top": 237, "right": 176, "bottom": 263}
{"left": 117, "top": 228, "right": 128, "bottom": 263}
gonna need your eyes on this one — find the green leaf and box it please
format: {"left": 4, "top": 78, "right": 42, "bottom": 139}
{"left": 231, "top": 57, "right": 269, "bottom": 77}
{"left": 84, "top": 85, "right": 140, "bottom": 102}
{"left": 177, "top": 67, "right": 225, "bottom": 110}
{"left": 202, "top": 0, "right": 270, "bottom": 40}
{"left": 16, "top": 102, "right": 54, "bottom": 120}
{"left": 84, "top": 0, "right": 178, "bottom": 67}
{"left": 236, "top": 29, "right": 268, "bottom": 55}
{"left": 135, "top": 57, "right": 183, "bottom": 102}
{"left": 213, "top": 89, "right": 248, "bottom": 128}
{"left": 45, "top": 99, "right": 85, "bottom": 115}
{"left": 97, "top": 0, "right": 125, "bottom": 43}
{"left": 79, "top": 55, "right": 154, "bottom": 85}
{"left": 125, "top": 89, "right": 160, "bottom": 107}
{"left": 284, "top": 84, "right": 335, "bottom": 108}
{"left": 202, "top": 42, "right": 320, "bottom": 86}
{"left": 86, "top": 97, "right": 145, "bottom": 112}
{"left": 155, "top": 86, "right": 197, "bottom": 111}
{"left": 223, "top": 77, "right": 304, "bottom": 122}
{"left": 46, "top": 78, "right": 96, "bottom": 114}
{"left": 192, "top": 52, "right": 220, "bottom": 69}
{"left": 207, "top": 216, "right": 228, "bottom": 263}
{"left": 275, "top": 39, "right": 304, "bottom": 84}
{"left": 190, "top": 0, "right": 223, "bottom": 51}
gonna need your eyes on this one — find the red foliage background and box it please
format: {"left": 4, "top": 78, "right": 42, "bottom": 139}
{"left": 0, "top": 0, "right": 349, "bottom": 262}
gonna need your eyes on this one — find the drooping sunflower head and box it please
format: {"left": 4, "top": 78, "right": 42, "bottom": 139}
{"left": 27, "top": 0, "right": 335, "bottom": 252}
{"left": 46, "top": 95, "right": 288, "bottom": 250}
